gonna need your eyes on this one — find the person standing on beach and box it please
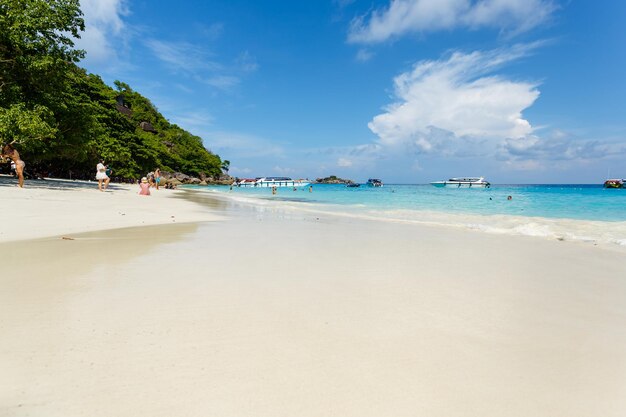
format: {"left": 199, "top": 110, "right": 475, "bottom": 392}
{"left": 154, "top": 168, "right": 161, "bottom": 190}
{"left": 95, "top": 159, "right": 110, "bottom": 191}
{"left": 2, "top": 144, "right": 25, "bottom": 188}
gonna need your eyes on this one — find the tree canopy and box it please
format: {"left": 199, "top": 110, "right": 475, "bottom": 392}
{"left": 0, "top": 0, "right": 224, "bottom": 180}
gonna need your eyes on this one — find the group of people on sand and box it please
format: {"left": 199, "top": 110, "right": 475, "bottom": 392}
{"left": 138, "top": 168, "right": 176, "bottom": 195}
{"left": 96, "top": 161, "right": 174, "bottom": 196}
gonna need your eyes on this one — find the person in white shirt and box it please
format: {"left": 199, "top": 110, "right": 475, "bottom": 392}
{"left": 95, "top": 159, "right": 110, "bottom": 191}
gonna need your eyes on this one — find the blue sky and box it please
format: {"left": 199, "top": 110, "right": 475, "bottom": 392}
{"left": 76, "top": 0, "right": 626, "bottom": 183}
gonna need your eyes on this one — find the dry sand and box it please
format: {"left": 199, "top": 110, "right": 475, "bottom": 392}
{"left": 0, "top": 177, "right": 222, "bottom": 242}
{"left": 1, "top": 182, "right": 626, "bottom": 417}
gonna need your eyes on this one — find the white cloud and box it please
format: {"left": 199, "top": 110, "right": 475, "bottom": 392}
{"left": 144, "top": 39, "right": 221, "bottom": 73}
{"left": 369, "top": 45, "right": 540, "bottom": 155}
{"left": 145, "top": 40, "right": 256, "bottom": 91}
{"left": 348, "top": 0, "right": 557, "bottom": 43}
{"left": 500, "top": 134, "right": 626, "bottom": 162}
{"left": 338, "top": 158, "right": 353, "bottom": 167}
{"left": 75, "top": 0, "right": 129, "bottom": 64}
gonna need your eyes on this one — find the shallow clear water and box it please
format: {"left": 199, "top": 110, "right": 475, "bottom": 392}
{"left": 201, "top": 184, "right": 626, "bottom": 222}
{"left": 186, "top": 183, "right": 626, "bottom": 247}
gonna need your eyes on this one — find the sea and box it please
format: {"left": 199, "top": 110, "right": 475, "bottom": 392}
{"left": 190, "top": 183, "right": 626, "bottom": 248}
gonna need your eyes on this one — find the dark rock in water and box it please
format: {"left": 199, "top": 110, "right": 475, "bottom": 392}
{"left": 315, "top": 175, "right": 355, "bottom": 184}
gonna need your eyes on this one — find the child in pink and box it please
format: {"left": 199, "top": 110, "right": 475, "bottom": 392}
{"left": 138, "top": 177, "right": 151, "bottom": 195}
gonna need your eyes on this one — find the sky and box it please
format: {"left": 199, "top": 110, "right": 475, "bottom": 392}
{"left": 75, "top": 0, "right": 626, "bottom": 183}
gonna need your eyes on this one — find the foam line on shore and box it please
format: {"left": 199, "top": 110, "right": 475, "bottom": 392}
{"left": 191, "top": 187, "right": 626, "bottom": 250}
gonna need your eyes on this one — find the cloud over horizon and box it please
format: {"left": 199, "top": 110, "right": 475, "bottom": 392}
{"left": 368, "top": 45, "right": 540, "bottom": 158}
{"left": 348, "top": 0, "right": 557, "bottom": 43}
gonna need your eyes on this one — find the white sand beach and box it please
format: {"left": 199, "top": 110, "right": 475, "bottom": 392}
{"left": 0, "top": 176, "right": 223, "bottom": 242}
{"left": 1, "top": 180, "right": 626, "bottom": 417}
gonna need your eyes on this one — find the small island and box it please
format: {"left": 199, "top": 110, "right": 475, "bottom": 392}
{"left": 315, "top": 175, "right": 356, "bottom": 184}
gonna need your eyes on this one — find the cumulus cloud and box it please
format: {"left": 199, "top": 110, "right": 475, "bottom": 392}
{"left": 500, "top": 134, "right": 626, "bottom": 162}
{"left": 75, "top": 0, "right": 129, "bottom": 64}
{"left": 369, "top": 45, "right": 540, "bottom": 156}
{"left": 348, "top": 0, "right": 557, "bottom": 43}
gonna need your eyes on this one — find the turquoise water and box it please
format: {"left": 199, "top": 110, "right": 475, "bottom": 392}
{"left": 189, "top": 183, "right": 626, "bottom": 247}
{"left": 205, "top": 184, "right": 626, "bottom": 222}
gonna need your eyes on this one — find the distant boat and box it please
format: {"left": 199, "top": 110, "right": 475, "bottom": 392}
{"left": 346, "top": 183, "right": 360, "bottom": 188}
{"left": 603, "top": 179, "right": 624, "bottom": 189}
{"left": 366, "top": 178, "right": 383, "bottom": 187}
{"left": 236, "top": 177, "right": 310, "bottom": 188}
{"left": 431, "top": 177, "right": 491, "bottom": 188}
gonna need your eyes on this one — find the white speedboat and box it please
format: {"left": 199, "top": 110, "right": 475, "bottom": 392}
{"left": 430, "top": 177, "right": 490, "bottom": 188}
{"left": 236, "top": 177, "right": 310, "bottom": 188}
{"left": 366, "top": 178, "right": 383, "bottom": 187}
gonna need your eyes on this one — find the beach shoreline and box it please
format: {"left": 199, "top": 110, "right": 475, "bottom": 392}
{"left": 2, "top": 179, "right": 626, "bottom": 416}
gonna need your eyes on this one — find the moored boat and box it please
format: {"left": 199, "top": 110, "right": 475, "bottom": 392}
{"left": 236, "top": 177, "right": 310, "bottom": 188}
{"left": 431, "top": 177, "right": 490, "bottom": 188}
{"left": 366, "top": 178, "right": 383, "bottom": 187}
{"left": 603, "top": 179, "right": 624, "bottom": 188}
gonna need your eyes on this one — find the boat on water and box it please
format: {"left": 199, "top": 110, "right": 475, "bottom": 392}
{"left": 604, "top": 179, "right": 624, "bottom": 188}
{"left": 235, "top": 177, "right": 310, "bottom": 188}
{"left": 346, "top": 183, "right": 360, "bottom": 188}
{"left": 366, "top": 178, "right": 383, "bottom": 187}
{"left": 430, "top": 177, "right": 491, "bottom": 188}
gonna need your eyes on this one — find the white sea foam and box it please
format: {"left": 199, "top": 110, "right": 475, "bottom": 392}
{"left": 193, "top": 188, "right": 626, "bottom": 250}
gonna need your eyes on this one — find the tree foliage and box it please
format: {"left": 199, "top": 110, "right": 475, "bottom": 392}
{"left": 0, "top": 0, "right": 224, "bottom": 180}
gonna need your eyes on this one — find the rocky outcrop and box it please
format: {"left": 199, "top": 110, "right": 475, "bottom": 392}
{"left": 315, "top": 175, "right": 355, "bottom": 184}
{"left": 140, "top": 121, "right": 157, "bottom": 133}
{"left": 158, "top": 171, "right": 234, "bottom": 186}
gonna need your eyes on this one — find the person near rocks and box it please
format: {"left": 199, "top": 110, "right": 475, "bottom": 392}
{"left": 95, "top": 159, "right": 110, "bottom": 191}
{"left": 2, "top": 144, "right": 25, "bottom": 188}
{"left": 154, "top": 168, "right": 161, "bottom": 190}
{"left": 147, "top": 171, "right": 155, "bottom": 188}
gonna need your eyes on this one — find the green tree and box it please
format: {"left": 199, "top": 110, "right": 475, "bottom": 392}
{"left": 0, "top": 0, "right": 84, "bottom": 148}
{"left": 0, "top": 0, "right": 227, "bottom": 181}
